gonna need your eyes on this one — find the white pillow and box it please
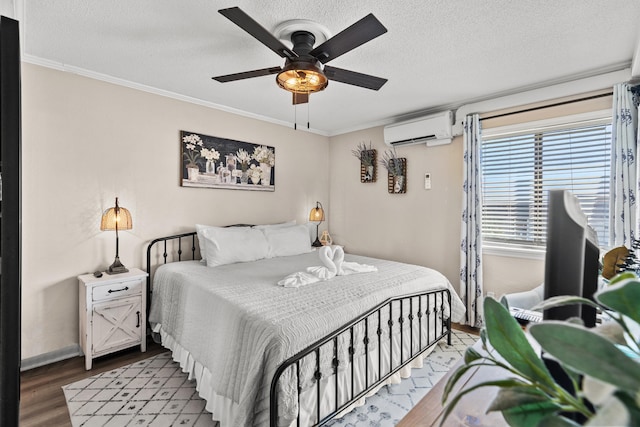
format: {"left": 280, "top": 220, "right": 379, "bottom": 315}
{"left": 195, "top": 224, "right": 215, "bottom": 262}
{"left": 253, "top": 220, "right": 296, "bottom": 230}
{"left": 262, "top": 224, "right": 313, "bottom": 258}
{"left": 201, "top": 227, "right": 269, "bottom": 267}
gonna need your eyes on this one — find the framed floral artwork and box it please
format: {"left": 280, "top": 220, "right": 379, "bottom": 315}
{"left": 181, "top": 130, "right": 275, "bottom": 191}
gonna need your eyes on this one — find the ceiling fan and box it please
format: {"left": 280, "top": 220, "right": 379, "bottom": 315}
{"left": 212, "top": 7, "right": 388, "bottom": 105}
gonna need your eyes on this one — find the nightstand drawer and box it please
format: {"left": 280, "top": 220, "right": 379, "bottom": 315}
{"left": 92, "top": 278, "right": 143, "bottom": 302}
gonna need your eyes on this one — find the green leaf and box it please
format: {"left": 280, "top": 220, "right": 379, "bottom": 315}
{"left": 565, "top": 317, "right": 585, "bottom": 326}
{"left": 441, "top": 363, "right": 478, "bottom": 404}
{"left": 464, "top": 347, "right": 483, "bottom": 364}
{"left": 595, "top": 279, "right": 640, "bottom": 325}
{"left": 501, "top": 401, "right": 566, "bottom": 427}
{"left": 528, "top": 414, "right": 582, "bottom": 427}
{"left": 487, "top": 386, "right": 550, "bottom": 412}
{"left": 483, "top": 297, "right": 555, "bottom": 388}
{"left": 440, "top": 380, "right": 487, "bottom": 426}
{"left": 480, "top": 328, "right": 488, "bottom": 348}
{"left": 531, "top": 295, "right": 600, "bottom": 313}
{"left": 608, "top": 271, "right": 638, "bottom": 285}
{"left": 501, "top": 296, "right": 510, "bottom": 309}
{"left": 529, "top": 322, "right": 640, "bottom": 393}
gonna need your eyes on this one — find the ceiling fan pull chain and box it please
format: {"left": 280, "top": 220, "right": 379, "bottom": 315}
{"left": 307, "top": 99, "right": 310, "bottom": 129}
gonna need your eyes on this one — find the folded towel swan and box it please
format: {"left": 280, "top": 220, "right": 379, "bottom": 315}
{"left": 278, "top": 246, "right": 377, "bottom": 288}
{"left": 306, "top": 245, "right": 343, "bottom": 279}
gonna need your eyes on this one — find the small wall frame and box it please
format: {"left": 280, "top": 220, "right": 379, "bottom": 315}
{"left": 360, "top": 149, "right": 377, "bottom": 183}
{"left": 387, "top": 158, "right": 407, "bottom": 194}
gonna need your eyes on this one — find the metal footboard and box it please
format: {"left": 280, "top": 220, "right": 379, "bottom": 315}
{"left": 270, "top": 289, "right": 452, "bottom": 426}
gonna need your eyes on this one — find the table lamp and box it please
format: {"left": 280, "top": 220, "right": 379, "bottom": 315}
{"left": 309, "top": 201, "right": 325, "bottom": 247}
{"left": 100, "top": 197, "right": 133, "bottom": 274}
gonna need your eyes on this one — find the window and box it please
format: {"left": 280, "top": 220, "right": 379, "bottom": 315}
{"left": 481, "top": 112, "right": 611, "bottom": 252}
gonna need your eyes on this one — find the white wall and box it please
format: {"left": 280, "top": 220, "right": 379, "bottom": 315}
{"left": 328, "top": 129, "right": 464, "bottom": 285}
{"left": 21, "top": 63, "right": 329, "bottom": 359}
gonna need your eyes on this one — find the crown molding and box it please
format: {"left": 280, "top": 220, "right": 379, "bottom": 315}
{"left": 22, "top": 54, "right": 330, "bottom": 137}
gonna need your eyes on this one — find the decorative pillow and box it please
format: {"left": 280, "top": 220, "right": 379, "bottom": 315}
{"left": 602, "top": 246, "right": 629, "bottom": 279}
{"left": 201, "top": 226, "right": 269, "bottom": 267}
{"left": 261, "top": 224, "right": 313, "bottom": 258}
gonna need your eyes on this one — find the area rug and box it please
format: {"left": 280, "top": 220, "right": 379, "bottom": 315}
{"left": 63, "top": 330, "right": 476, "bottom": 427}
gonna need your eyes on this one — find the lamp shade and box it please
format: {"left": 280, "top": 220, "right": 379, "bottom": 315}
{"left": 276, "top": 60, "right": 328, "bottom": 94}
{"left": 309, "top": 201, "right": 325, "bottom": 247}
{"left": 309, "top": 201, "right": 325, "bottom": 222}
{"left": 100, "top": 198, "right": 132, "bottom": 231}
{"left": 101, "top": 197, "right": 132, "bottom": 274}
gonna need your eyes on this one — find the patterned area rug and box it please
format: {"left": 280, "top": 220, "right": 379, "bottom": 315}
{"left": 63, "top": 330, "right": 476, "bottom": 427}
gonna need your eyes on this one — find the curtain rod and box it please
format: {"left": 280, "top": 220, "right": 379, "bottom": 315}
{"left": 480, "top": 91, "right": 613, "bottom": 121}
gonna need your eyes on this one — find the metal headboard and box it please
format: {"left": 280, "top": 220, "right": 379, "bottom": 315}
{"left": 145, "top": 231, "right": 198, "bottom": 320}
{"left": 145, "top": 225, "right": 255, "bottom": 321}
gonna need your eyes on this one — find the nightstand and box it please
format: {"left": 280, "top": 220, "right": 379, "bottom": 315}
{"left": 78, "top": 268, "right": 148, "bottom": 370}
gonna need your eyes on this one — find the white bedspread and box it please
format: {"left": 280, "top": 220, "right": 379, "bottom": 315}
{"left": 148, "top": 251, "right": 465, "bottom": 426}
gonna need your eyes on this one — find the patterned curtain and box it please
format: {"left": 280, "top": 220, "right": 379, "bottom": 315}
{"left": 610, "top": 83, "right": 640, "bottom": 247}
{"left": 460, "top": 114, "right": 483, "bottom": 327}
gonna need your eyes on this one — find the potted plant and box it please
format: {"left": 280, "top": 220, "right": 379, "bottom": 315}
{"left": 200, "top": 147, "right": 220, "bottom": 174}
{"left": 182, "top": 133, "right": 204, "bottom": 181}
{"left": 236, "top": 148, "right": 252, "bottom": 184}
{"left": 248, "top": 164, "right": 262, "bottom": 185}
{"left": 352, "top": 142, "right": 376, "bottom": 182}
{"left": 380, "top": 148, "right": 405, "bottom": 193}
{"left": 252, "top": 145, "right": 275, "bottom": 186}
{"left": 442, "top": 272, "right": 640, "bottom": 426}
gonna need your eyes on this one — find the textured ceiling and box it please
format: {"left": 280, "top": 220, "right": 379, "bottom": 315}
{"left": 17, "top": 0, "right": 640, "bottom": 135}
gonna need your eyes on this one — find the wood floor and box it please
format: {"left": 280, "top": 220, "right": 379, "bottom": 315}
{"left": 19, "top": 324, "right": 479, "bottom": 427}
{"left": 19, "top": 338, "right": 166, "bottom": 427}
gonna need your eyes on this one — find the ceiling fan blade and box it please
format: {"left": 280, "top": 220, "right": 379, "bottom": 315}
{"left": 212, "top": 66, "right": 282, "bottom": 83}
{"left": 324, "top": 66, "right": 387, "bottom": 90}
{"left": 292, "top": 92, "right": 309, "bottom": 105}
{"left": 309, "top": 14, "right": 387, "bottom": 64}
{"left": 219, "top": 7, "right": 297, "bottom": 59}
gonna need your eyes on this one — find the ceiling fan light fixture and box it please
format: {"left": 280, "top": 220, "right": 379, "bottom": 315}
{"left": 276, "top": 60, "right": 328, "bottom": 94}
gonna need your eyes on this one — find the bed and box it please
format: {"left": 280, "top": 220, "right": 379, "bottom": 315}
{"left": 146, "top": 226, "right": 465, "bottom": 426}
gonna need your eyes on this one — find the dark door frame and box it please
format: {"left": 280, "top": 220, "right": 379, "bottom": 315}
{"left": 0, "top": 15, "right": 22, "bottom": 427}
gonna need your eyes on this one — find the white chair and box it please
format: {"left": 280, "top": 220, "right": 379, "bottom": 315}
{"left": 499, "top": 284, "right": 544, "bottom": 310}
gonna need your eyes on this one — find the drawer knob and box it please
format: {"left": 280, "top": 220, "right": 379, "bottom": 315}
{"left": 107, "top": 286, "right": 129, "bottom": 294}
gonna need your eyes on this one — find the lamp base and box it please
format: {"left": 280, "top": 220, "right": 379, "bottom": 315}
{"left": 105, "top": 257, "right": 129, "bottom": 275}
{"left": 311, "top": 221, "right": 323, "bottom": 247}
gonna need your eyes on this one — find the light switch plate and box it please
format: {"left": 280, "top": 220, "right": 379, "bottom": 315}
{"left": 424, "top": 173, "right": 431, "bottom": 190}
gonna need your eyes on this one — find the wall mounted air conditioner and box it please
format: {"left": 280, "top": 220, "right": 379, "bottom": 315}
{"left": 383, "top": 111, "right": 453, "bottom": 147}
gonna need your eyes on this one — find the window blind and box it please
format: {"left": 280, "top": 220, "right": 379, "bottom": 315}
{"left": 481, "top": 119, "right": 611, "bottom": 248}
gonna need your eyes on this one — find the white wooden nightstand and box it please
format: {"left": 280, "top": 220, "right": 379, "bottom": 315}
{"left": 78, "top": 268, "right": 148, "bottom": 370}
